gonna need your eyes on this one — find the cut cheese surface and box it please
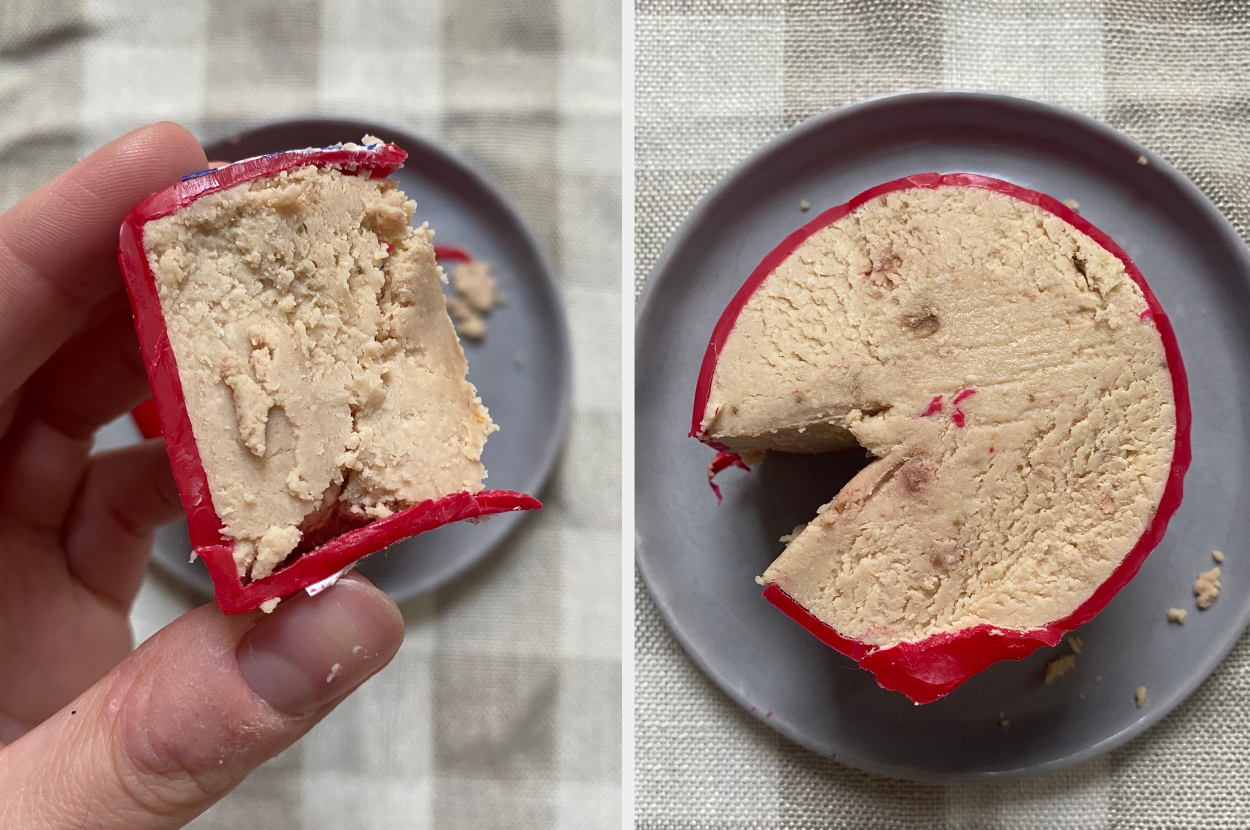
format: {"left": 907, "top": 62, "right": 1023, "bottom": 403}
{"left": 698, "top": 183, "right": 1176, "bottom": 650}
{"left": 144, "top": 164, "right": 495, "bottom": 580}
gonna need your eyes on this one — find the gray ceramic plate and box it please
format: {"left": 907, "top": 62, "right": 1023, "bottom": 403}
{"left": 635, "top": 91, "right": 1250, "bottom": 782}
{"left": 100, "top": 118, "right": 571, "bottom": 604}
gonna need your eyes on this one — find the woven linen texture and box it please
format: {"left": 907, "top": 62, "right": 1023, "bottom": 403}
{"left": 635, "top": 1, "right": 1250, "bottom": 827}
{"left": 0, "top": 0, "right": 622, "bottom": 826}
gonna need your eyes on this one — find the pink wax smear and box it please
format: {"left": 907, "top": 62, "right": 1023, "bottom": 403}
{"left": 951, "top": 389, "right": 977, "bottom": 428}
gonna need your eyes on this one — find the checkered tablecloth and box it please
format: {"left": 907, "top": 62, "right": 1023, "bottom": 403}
{"left": 0, "top": 0, "right": 621, "bottom": 827}
{"left": 635, "top": 1, "right": 1250, "bottom": 827}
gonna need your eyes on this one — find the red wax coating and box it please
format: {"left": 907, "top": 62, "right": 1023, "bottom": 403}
{"left": 707, "top": 450, "right": 750, "bottom": 502}
{"left": 921, "top": 395, "right": 943, "bottom": 417}
{"left": 118, "top": 143, "right": 540, "bottom": 613}
{"left": 132, "top": 397, "right": 162, "bottom": 440}
{"left": 693, "top": 173, "right": 1192, "bottom": 702}
{"left": 434, "top": 245, "right": 473, "bottom": 263}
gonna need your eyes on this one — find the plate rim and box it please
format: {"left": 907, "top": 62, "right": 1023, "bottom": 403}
{"left": 149, "top": 115, "right": 573, "bottom": 605}
{"left": 634, "top": 88, "right": 1250, "bottom": 782}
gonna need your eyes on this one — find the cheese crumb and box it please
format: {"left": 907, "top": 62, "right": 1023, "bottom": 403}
{"left": 1213, "top": 550, "right": 1225, "bottom": 563}
{"left": 1135, "top": 686, "right": 1147, "bottom": 707}
{"left": 1167, "top": 607, "right": 1187, "bottom": 624}
{"left": 779, "top": 524, "right": 807, "bottom": 544}
{"left": 1062, "top": 198, "right": 1080, "bottom": 212}
{"left": 259, "top": 598, "right": 280, "bottom": 614}
{"left": 452, "top": 261, "right": 501, "bottom": 313}
{"left": 1137, "top": 155, "right": 1149, "bottom": 166}
{"left": 446, "top": 260, "right": 504, "bottom": 341}
{"left": 327, "top": 663, "right": 343, "bottom": 682}
{"left": 446, "top": 295, "right": 487, "bottom": 340}
{"left": 1044, "top": 653, "right": 1077, "bottom": 684}
{"left": 352, "top": 645, "right": 366, "bottom": 657}
{"left": 1067, "top": 635, "right": 1083, "bottom": 655}
{"left": 1195, "top": 567, "right": 1221, "bottom": 609}
{"left": 800, "top": 199, "right": 810, "bottom": 212}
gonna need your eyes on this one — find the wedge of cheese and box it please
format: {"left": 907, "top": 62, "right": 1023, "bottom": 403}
{"left": 692, "top": 173, "right": 1190, "bottom": 703}
{"left": 119, "top": 140, "right": 539, "bottom": 613}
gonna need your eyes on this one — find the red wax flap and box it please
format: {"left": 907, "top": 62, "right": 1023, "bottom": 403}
{"left": 699, "top": 173, "right": 1192, "bottom": 702}
{"left": 118, "top": 142, "right": 540, "bottom": 613}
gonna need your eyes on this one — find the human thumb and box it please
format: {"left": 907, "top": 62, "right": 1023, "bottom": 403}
{"left": 0, "top": 573, "right": 403, "bottom": 829}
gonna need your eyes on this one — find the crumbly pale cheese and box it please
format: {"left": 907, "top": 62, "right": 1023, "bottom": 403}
{"left": 145, "top": 165, "right": 496, "bottom": 580}
{"left": 1195, "top": 567, "right": 1220, "bottom": 609}
{"left": 702, "top": 186, "right": 1175, "bottom": 649}
{"left": 452, "top": 261, "right": 499, "bottom": 313}
{"left": 446, "top": 295, "right": 487, "bottom": 341}
{"left": 1044, "top": 653, "right": 1076, "bottom": 684}
{"left": 1167, "top": 607, "right": 1187, "bottom": 623}
{"left": 445, "top": 261, "right": 503, "bottom": 341}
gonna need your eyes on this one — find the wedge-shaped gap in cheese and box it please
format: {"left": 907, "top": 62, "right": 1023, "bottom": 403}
{"left": 144, "top": 165, "right": 497, "bottom": 582}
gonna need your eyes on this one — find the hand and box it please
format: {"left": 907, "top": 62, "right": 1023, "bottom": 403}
{"left": 0, "top": 123, "right": 405, "bottom": 828}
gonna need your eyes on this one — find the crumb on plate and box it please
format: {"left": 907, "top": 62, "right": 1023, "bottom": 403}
{"left": 1195, "top": 566, "right": 1221, "bottom": 609}
{"left": 1044, "top": 653, "right": 1077, "bottom": 684}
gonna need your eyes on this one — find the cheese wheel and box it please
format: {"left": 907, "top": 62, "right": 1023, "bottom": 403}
{"left": 692, "top": 174, "right": 1190, "bottom": 703}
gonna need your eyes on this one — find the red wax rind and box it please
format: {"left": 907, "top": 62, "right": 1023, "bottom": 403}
{"left": 118, "top": 143, "right": 540, "bottom": 613}
{"left": 695, "top": 173, "right": 1192, "bottom": 703}
{"left": 433, "top": 245, "right": 473, "bottom": 263}
{"left": 131, "top": 397, "right": 162, "bottom": 440}
{"left": 706, "top": 450, "right": 749, "bottom": 502}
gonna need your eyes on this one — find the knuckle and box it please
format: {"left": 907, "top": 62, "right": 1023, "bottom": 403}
{"left": 103, "top": 669, "right": 247, "bottom": 817}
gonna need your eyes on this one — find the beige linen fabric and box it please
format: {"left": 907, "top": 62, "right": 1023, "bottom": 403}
{"left": 636, "top": 1, "right": 1250, "bottom": 827}
{"left": 0, "top": 0, "right": 621, "bottom": 827}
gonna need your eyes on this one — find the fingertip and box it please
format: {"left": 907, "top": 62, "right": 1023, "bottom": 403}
{"left": 237, "top": 575, "right": 405, "bottom": 717}
{"left": 88, "top": 122, "right": 208, "bottom": 212}
{"left": 338, "top": 572, "right": 405, "bottom": 635}
{"left": 112, "top": 121, "right": 209, "bottom": 181}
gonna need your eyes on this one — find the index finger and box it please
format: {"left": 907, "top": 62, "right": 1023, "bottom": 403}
{"left": 0, "top": 122, "right": 207, "bottom": 401}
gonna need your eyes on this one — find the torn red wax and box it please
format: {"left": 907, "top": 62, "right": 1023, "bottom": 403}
{"left": 118, "top": 142, "right": 540, "bottom": 614}
{"left": 690, "top": 173, "right": 1192, "bottom": 703}
{"left": 707, "top": 451, "right": 750, "bottom": 502}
